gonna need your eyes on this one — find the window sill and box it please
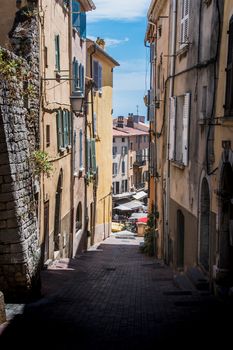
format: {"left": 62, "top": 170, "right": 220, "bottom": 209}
{"left": 59, "top": 147, "right": 66, "bottom": 155}
{"left": 171, "top": 160, "right": 185, "bottom": 170}
{"left": 177, "top": 43, "right": 189, "bottom": 58}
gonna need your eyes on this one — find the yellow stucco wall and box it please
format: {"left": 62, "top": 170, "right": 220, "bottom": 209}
{"left": 86, "top": 43, "right": 117, "bottom": 242}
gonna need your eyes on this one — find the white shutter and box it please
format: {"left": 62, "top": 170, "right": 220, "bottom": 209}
{"left": 180, "top": 0, "right": 189, "bottom": 44}
{"left": 169, "top": 97, "right": 176, "bottom": 160}
{"left": 182, "top": 92, "right": 191, "bottom": 166}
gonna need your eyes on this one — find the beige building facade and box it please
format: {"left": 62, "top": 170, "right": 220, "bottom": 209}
{"left": 86, "top": 39, "right": 119, "bottom": 244}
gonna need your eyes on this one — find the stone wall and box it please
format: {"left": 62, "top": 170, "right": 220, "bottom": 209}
{"left": 0, "top": 10, "right": 40, "bottom": 301}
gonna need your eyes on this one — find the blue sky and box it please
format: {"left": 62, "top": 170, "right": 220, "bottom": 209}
{"left": 86, "top": 0, "right": 151, "bottom": 118}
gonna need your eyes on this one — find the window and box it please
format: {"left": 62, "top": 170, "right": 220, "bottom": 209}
{"left": 147, "top": 88, "right": 155, "bottom": 122}
{"left": 201, "top": 86, "right": 207, "bottom": 118}
{"left": 144, "top": 135, "right": 146, "bottom": 143}
{"left": 72, "top": 58, "right": 84, "bottom": 95}
{"left": 72, "top": 0, "right": 86, "bottom": 39}
{"left": 55, "top": 35, "right": 60, "bottom": 72}
{"left": 130, "top": 156, "right": 133, "bottom": 168}
{"left": 130, "top": 142, "right": 133, "bottom": 150}
{"left": 113, "top": 137, "right": 116, "bottom": 143}
{"left": 76, "top": 202, "right": 82, "bottom": 232}
{"left": 121, "top": 180, "right": 128, "bottom": 193}
{"left": 113, "top": 182, "right": 120, "bottom": 194}
{"left": 122, "top": 138, "right": 125, "bottom": 142}
{"left": 86, "top": 138, "right": 96, "bottom": 176}
{"left": 93, "top": 60, "right": 102, "bottom": 92}
{"left": 79, "top": 130, "right": 83, "bottom": 169}
{"left": 112, "top": 163, "right": 118, "bottom": 176}
{"left": 180, "top": 0, "right": 190, "bottom": 46}
{"left": 225, "top": 16, "right": 233, "bottom": 116}
{"left": 56, "top": 110, "right": 72, "bottom": 151}
{"left": 112, "top": 146, "right": 117, "bottom": 157}
{"left": 122, "top": 160, "right": 125, "bottom": 175}
{"left": 46, "top": 125, "right": 50, "bottom": 147}
{"left": 121, "top": 146, "right": 127, "bottom": 156}
{"left": 169, "top": 93, "right": 191, "bottom": 166}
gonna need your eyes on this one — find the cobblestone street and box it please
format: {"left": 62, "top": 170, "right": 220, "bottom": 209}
{"left": 0, "top": 236, "right": 232, "bottom": 349}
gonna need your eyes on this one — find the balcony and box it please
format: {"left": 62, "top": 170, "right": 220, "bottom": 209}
{"left": 133, "top": 158, "right": 146, "bottom": 167}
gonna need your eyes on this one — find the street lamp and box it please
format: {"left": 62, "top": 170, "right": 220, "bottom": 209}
{"left": 70, "top": 96, "right": 84, "bottom": 115}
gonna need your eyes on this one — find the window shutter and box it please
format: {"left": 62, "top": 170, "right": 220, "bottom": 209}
{"left": 63, "top": 110, "right": 69, "bottom": 147}
{"left": 169, "top": 97, "right": 176, "bottom": 160}
{"left": 80, "top": 12, "right": 86, "bottom": 39}
{"left": 72, "top": 0, "right": 80, "bottom": 30}
{"left": 98, "top": 63, "right": 102, "bottom": 92}
{"left": 55, "top": 35, "right": 60, "bottom": 71}
{"left": 74, "top": 130, "right": 77, "bottom": 173}
{"left": 182, "top": 92, "right": 191, "bottom": 166}
{"left": 74, "top": 59, "right": 79, "bottom": 90}
{"left": 93, "top": 61, "right": 99, "bottom": 90}
{"left": 225, "top": 17, "right": 233, "bottom": 115}
{"left": 180, "top": 0, "right": 189, "bottom": 44}
{"left": 56, "top": 109, "right": 63, "bottom": 150}
{"left": 149, "top": 89, "right": 155, "bottom": 121}
{"left": 86, "top": 139, "right": 91, "bottom": 176}
{"left": 79, "top": 130, "right": 83, "bottom": 168}
{"left": 81, "top": 65, "right": 84, "bottom": 93}
{"left": 91, "top": 139, "right": 96, "bottom": 174}
{"left": 93, "top": 112, "right": 97, "bottom": 136}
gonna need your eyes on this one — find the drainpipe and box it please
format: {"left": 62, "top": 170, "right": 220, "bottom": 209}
{"left": 68, "top": 1, "right": 74, "bottom": 257}
{"left": 89, "top": 44, "right": 97, "bottom": 245}
{"left": 164, "top": 0, "right": 177, "bottom": 264}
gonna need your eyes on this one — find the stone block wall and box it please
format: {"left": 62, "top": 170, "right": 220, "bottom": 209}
{"left": 0, "top": 10, "right": 40, "bottom": 300}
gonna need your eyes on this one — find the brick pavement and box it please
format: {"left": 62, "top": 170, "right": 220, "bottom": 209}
{"left": 0, "top": 236, "right": 232, "bottom": 349}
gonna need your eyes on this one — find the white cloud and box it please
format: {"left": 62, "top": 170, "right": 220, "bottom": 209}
{"left": 88, "top": 0, "right": 151, "bottom": 22}
{"left": 88, "top": 35, "right": 129, "bottom": 47}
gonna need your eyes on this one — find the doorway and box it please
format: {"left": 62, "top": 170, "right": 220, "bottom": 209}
{"left": 199, "top": 178, "right": 210, "bottom": 271}
{"left": 177, "top": 209, "right": 185, "bottom": 268}
{"left": 54, "top": 169, "right": 63, "bottom": 252}
{"left": 43, "top": 201, "right": 50, "bottom": 262}
{"left": 219, "top": 162, "right": 233, "bottom": 285}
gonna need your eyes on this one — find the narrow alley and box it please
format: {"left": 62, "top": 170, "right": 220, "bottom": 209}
{"left": 1, "top": 236, "right": 232, "bottom": 349}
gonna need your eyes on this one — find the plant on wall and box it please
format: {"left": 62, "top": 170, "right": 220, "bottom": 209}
{"left": 31, "top": 150, "right": 53, "bottom": 176}
{"left": 140, "top": 212, "right": 156, "bottom": 256}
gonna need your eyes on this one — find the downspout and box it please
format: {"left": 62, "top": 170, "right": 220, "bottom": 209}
{"left": 89, "top": 44, "right": 97, "bottom": 245}
{"left": 68, "top": 1, "right": 74, "bottom": 257}
{"left": 165, "top": 0, "right": 176, "bottom": 264}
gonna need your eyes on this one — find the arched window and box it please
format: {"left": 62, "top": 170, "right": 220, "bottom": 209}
{"left": 76, "top": 202, "right": 82, "bottom": 232}
{"left": 225, "top": 16, "right": 233, "bottom": 116}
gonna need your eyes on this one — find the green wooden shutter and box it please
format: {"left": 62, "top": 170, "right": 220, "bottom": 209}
{"left": 86, "top": 139, "right": 91, "bottom": 176}
{"left": 63, "top": 110, "right": 69, "bottom": 147}
{"left": 79, "top": 130, "right": 83, "bottom": 168}
{"left": 91, "top": 138, "right": 96, "bottom": 174}
{"left": 56, "top": 109, "right": 63, "bottom": 150}
{"left": 55, "top": 35, "right": 60, "bottom": 72}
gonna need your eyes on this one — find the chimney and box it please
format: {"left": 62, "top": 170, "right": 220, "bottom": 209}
{"left": 117, "top": 116, "right": 124, "bottom": 128}
{"left": 96, "top": 37, "right": 106, "bottom": 50}
{"left": 127, "top": 115, "right": 134, "bottom": 128}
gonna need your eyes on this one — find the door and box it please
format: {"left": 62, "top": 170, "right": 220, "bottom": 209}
{"left": 177, "top": 210, "right": 185, "bottom": 268}
{"left": 44, "top": 201, "right": 50, "bottom": 262}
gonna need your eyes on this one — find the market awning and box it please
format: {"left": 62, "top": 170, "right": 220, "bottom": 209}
{"left": 113, "top": 200, "right": 144, "bottom": 211}
{"left": 132, "top": 191, "right": 147, "bottom": 201}
{"left": 129, "top": 213, "right": 148, "bottom": 220}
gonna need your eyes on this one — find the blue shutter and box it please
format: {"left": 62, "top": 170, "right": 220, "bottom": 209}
{"left": 55, "top": 35, "right": 60, "bottom": 72}
{"left": 86, "top": 139, "right": 91, "bottom": 176}
{"left": 56, "top": 109, "right": 63, "bottom": 150}
{"left": 72, "top": 0, "right": 80, "bottom": 29}
{"left": 93, "top": 61, "right": 98, "bottom": 90}
{"left": 73, "top": 58, "right": 79, "bottom": 91}
{"left": 81, "top": 65, "right": 84, "bottom": 93}
{"left": 80, "top": 12, "right": 86, "bottom": 39}
{"left": 74, "top": 130, "right": 77, "bottom": 173}
{"left": 98, "top": 63, "right": 102, "bottom": 92}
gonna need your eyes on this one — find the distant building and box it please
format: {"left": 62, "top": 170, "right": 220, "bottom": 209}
{"left": 112, "top": 116, "right": 149, "bottom": 195}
